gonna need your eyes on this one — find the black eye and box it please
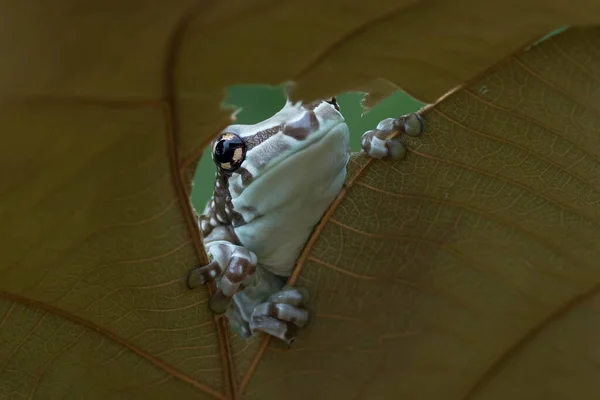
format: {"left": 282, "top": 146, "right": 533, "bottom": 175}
{"left": 211, "top": 132, "right": 246, "bottom": 172}
{"left": 325, "top": 97, "right": 339, "bottom": 110}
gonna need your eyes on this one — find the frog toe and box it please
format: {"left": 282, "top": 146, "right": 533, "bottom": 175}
{"left": 361, "top": 112, "right": 424, "bottom": 160}
{"left": 401, "top": 112, "right": 425, "bottom": 137}
{"left": 252, "top": 301, "right": 309, "bottom": 327}
{"left": 250, "top": 316, "right": 299, "bottom": 345}
{"left": 267, "top": 286, "right": 309, "bottom": 306}
{"left": 185, "top": 259, "right": 221, "bottom": 289}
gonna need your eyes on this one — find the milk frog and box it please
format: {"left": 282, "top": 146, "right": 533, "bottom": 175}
{"left": 187, "top": 98, "right": 423, "bottom": 344}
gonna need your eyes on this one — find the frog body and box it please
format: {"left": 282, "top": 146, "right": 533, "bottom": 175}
{"left": 225, "top": 100, "right": 350, "bottom": 276}
{"left": 188, "top": 98, "right": 424, "bottom": 344}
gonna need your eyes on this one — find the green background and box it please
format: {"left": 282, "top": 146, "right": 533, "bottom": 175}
{"left": 191, "top": 86, "right": 424, "bottom": 209}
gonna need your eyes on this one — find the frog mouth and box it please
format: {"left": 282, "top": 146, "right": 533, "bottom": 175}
{"left": 230, "top": 99, "right": 347, "bottom": 190}
{"left": 228, "top": 116, "right": 349, "bottom": 207}
{"left": 233, "top": 118, "right": 349, "bottom": 200}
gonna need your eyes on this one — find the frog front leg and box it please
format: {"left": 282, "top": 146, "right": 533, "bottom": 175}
{"left": 186, "top": 224, "right": 257, "bottom": 314}
{"left": 361, "top": 112, "right": 424, "bottom": 159}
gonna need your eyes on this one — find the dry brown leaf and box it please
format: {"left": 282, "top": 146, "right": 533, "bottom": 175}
{"left": 1, "top": 0, "right": 600, "bottom": 399}
{"left": 245, "top": 27, "right": 600, "bottom": 399}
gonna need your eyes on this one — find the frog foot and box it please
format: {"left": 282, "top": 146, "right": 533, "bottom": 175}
{"left": 361, "top": 112, "right": 424, "bottom": 160}
{"left": 249, "top": 287, "right": 310, "bottom": 345}
{"left": 185, "top": 242, "right": 258, "bottom": 315}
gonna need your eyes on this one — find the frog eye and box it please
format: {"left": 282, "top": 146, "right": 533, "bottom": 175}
{"left": 211, "top": 132, "right": 246, "bottom": 172}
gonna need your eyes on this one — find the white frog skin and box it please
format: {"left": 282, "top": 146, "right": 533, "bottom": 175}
{"left": 187, "top": 98, "right": 424, "bottom": 344}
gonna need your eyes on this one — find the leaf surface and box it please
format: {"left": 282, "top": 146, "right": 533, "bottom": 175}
{"left": 246, "top": 27, "right": 600, "bottom": 399}
{"left": 1, "top": 1, "right": 600, "bottom": 399}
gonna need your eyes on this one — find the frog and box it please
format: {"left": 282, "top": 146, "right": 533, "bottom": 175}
{"left": 186, "top": 97, "right": 424, "bottom": 345}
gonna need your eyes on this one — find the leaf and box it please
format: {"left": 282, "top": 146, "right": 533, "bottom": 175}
{"left": 244, "top": 27, "right": 600, "bottom": 399}
{"left": 1, "top": 1, "right": 600, "bottom": 400}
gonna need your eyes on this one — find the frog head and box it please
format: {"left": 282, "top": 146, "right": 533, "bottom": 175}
{"left": 208, "top": 98, "right": 350, "bottom": 232}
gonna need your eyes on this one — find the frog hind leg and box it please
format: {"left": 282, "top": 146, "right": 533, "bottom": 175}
{"left": 361, "top": 112, "right": 424, "bottom": 160}
{"left": 226, "top": 268, "right": 309, "bottom": 345}
{"left": 248, "top": 286, "right": 310, "bottom": 345}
